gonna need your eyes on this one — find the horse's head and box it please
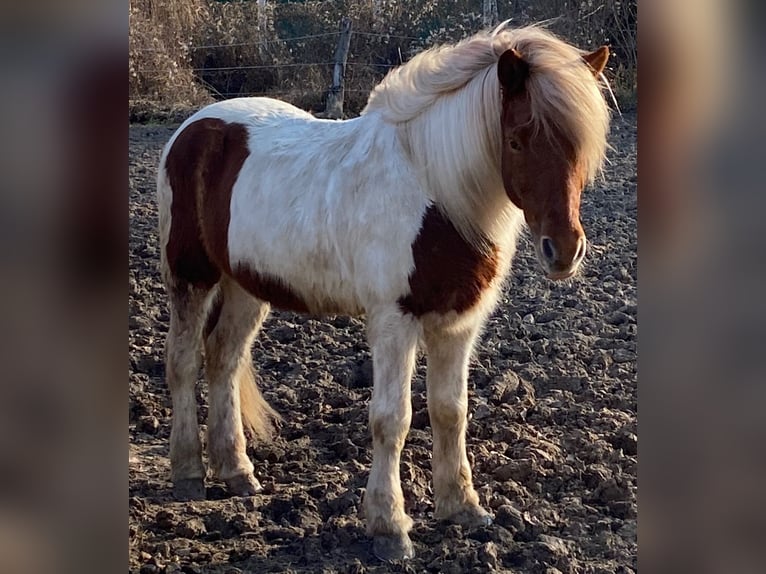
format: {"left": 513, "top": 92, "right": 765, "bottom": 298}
{"left": 497, "top": 46, "right": 609, "bottom": 280}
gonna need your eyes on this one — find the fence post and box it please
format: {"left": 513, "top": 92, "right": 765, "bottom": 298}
{"left": 482, "top": 0, "right": 498, "bottom": 27}
{"left": 324, "top": 17, "right": 353, "bottom": 119}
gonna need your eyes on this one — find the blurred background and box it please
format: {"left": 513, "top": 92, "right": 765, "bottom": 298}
{"left": 639, "top": 1, "right": 766, "bottom": 573}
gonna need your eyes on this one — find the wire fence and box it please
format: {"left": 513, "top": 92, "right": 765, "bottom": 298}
{"left": 130, "top": 24, "right": 424, "bottom": 118}
{"left": 134, "top": 30, "right": 420, "bottom": 53}
{"left": 136, "top": 61, "right": 399, "bottom": 74}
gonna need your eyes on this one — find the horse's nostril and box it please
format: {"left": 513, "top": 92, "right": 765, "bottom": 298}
{"left": 541, "top": 237, "right": 555, "bottom": 261}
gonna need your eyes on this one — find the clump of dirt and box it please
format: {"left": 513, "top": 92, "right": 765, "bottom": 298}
{"left": 129, "top": 114, "right": 636, "bottom": 573}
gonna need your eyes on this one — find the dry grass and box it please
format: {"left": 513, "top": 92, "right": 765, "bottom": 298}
{"left": 129, "top": 0, "right": 212, "bottom": 118}
{"left": 129, "top": 0, "right": 636, "bottom": 122}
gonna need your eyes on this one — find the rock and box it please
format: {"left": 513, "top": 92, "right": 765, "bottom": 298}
{"left": 153, "top": 541, "right": 170, "bottom": 558}
{"left": 466, "top": 525, "right": 495, "bottom": 543}
{"left": 607, "top": 311, "right": 630, "bottom": 325}
{"left": 477, "top": 542, "right": 499, "bottom": 569}
{"left": 491, "top": 524, "right": 515, "bottom": 547}
{"left": 136, "top": 354, "right": 163, "bottom": 376}
{"left": 617, "top": 520, "right": 637, "bottom": 540}
{"left": 537, "top": 534, "right": 571, "bottom": 557}
{"left": 535, "top": 311, "right": 561, "bottom": 323}
{"left": 612, "top": 348, "right": 636, "bottom": 363}
{"left": 328, "top": 489, "right": 359, "bottom": 515}
{"left": 531, "top": 339, "right": 550, "bottom": 355}
{"left": 491, "top": 426, "right": 520, "bottom": 443}
{"left": 493, "top": 459, "right": 536, "bottom": 484}
{"left": 488, "top": 494, "right": 512, "bottom": 509}
{"left": 253, "top": 444, "right": 286, "bottom": 463}
{"left": 593, "top": 478, "right": 630, "bottom": 504}
{"left": 550, "top": 376, "right": 585, "bottom": 392}
{"left": 495, "top": 504, "right": 525, "bottom": 532}
{"left": 583, "top": 464, "right": 613, "bottom": 488}
{"left": 473, "top": 402, "right": 492, "bottom": 420}
{"left": 271, "top": 324, "right": 297, "bottom": 342}
{"left": 610, "top": 430, "right": 638, "bottom": 456}
{"left": 609, "top": 500, "right": 636, "bottom": 519}
{"left": 155, "top": 510, "right": 175, "bottom": 531}
{"left": 510, "top": 341, "right": 534, "bottom": 363}
{"left": 488, "top": 372, "right": 520, "bottom": 405}
{"left": 138, "top": 415, "right": 160, "bottom": 434}
{"left": 493, "top": 463, "right": 516, "bottom": 482}
{"left": 175, "top": 517, "right": 206, "bottom": 538}
{"left": 353, "top": 359, "right": 374, "bottom": 388}
{"left": 411, "top": 408, "right": 430, "bottom": 429}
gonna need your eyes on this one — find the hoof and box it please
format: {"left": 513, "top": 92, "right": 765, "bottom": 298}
{"left": 446, "top": 505, "right": 493, "bottom": 528}
{"left": 226, "top": 473, "right": 263, "bottom": 497}
{"left": 373, "top": 533, "right": 415, "bottom": 562}
{"left": 173, "top": 478, "right": 206, "bottom": 501}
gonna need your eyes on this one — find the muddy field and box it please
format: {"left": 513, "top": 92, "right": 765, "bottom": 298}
{"left": 129, "top": 112, "right": 637, "bottom": 574}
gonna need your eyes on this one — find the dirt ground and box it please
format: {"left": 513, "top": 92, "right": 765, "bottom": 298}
{"left": 129, "top": 112, "right": 637, "bottom": 574}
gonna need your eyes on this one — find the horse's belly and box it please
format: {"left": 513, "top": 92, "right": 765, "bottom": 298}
{"left": 227, "top": 248, "right": 367, "bottom": 315}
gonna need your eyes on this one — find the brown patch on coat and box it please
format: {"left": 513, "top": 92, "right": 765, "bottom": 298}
{"left": 232, "top": 265, "right": 310, "bottom": 313}
{"left": 399, "top": 207, "right": 498, "bottom": 316}
{"left": 164, "top": 117, "right": 247, "bottom": 287}
{"left": 164, "top": 117, "right": 310, "bottom": 311}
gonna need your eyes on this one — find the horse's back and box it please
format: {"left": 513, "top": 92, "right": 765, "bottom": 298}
{"left": 177, "top": 96, "right": 313, "bottom": 131}
{"left": 159, "top": 98, "right": 315, "bottom": 178}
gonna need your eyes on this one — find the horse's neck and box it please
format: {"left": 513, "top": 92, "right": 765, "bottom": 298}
{"left": 400, "top": 94, "right": 515, "bottom": 249}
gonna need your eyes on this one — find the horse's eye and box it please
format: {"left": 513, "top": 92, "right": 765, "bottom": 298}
{"left": 508, "top": 138, "right": 522, "bottom": 152}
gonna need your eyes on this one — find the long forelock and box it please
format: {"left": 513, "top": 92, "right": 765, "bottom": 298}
{"left": 502, "top": 27, "right": 612, "bottom": 184}
{"left": 363, "top": 24, "right": 611, "bottom": 184}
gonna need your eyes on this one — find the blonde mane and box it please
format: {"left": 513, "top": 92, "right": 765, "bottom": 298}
{"left": 362, "top": 24, "right": 611, "bottom": 244}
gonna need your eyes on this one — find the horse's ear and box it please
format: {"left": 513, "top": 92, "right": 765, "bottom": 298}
{"left": 583, "top": 46, "right": 609, "bottom": 76}
{"left": 497, "top": 49, "right": 529, "bottom": 95}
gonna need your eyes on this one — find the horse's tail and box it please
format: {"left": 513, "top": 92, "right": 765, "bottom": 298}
{"left": 156, "top": 147, "right": 174, "bottom": 285}
{"left": 238, "top": 357, "right": 280, "bottom": 442}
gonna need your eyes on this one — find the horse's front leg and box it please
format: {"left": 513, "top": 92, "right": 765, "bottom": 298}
{"left": 424, "top": 325, "right": 492, "bottom": 526}
{"left": 364, "top": 307, "right": 419, "bottom": 561}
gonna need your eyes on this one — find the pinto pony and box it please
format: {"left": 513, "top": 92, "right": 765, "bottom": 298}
{"left": 157, "top": 24, "right": 610, "bottom": 560}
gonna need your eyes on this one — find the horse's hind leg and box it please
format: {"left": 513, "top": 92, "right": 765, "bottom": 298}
{"left": 364, "top": 306, "right": 420, "bottom": 561}
{"left": 166, "top": 284, "right": 215, "bottom": 500}
{"left": 204, "top": 278, "right": 275, "bottom": 496}
{"left": 423, "top": 324, "right": 491, "bottom": 526}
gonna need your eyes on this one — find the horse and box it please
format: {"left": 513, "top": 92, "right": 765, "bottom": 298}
{"left": 156, "top": 23, "right": 611, "bottom": 561}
